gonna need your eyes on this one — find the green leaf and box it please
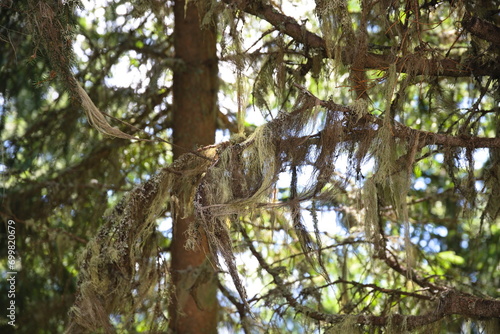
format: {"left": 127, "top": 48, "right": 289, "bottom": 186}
{"left": 436, "top": 251, "right": 465, "bottom": 266}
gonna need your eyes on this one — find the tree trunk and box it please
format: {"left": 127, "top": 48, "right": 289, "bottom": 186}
{"left": 169, "top": 0, "right": 218, "bottom": 333}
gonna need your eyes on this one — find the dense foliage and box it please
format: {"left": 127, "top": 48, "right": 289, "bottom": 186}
{"left": 1, "top": 0, "right": 499, "bottom": 333}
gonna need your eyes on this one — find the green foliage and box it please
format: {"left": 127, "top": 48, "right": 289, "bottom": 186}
{"left": 1, "top": 0, "right": 500, "bottom": 333}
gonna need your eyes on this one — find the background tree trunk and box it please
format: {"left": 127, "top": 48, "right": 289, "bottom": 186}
{"left": 169, "top": 0, "right": 218, "bottom": 332}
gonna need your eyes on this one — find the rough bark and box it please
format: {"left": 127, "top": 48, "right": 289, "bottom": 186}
{"left": 169, "top": 0, "right": 219, "bottom": 333}
{"left": 462, "top": 12, "right": 500, "bottom": 47}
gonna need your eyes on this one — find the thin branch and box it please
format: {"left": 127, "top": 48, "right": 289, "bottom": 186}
{"left": 217, "top": 279, "right": 252, "bottom": 334}
{"left": 291, "top": 87, "right": 500, "bottom": 149}
{"left": 331, "top": 279, "right": 433, "bottom": 301}
{"left": 240, "top": 225, "right": 343, "bottom": 323}
{"left": 0, "top": 211, "right": 88, "bottom": 244}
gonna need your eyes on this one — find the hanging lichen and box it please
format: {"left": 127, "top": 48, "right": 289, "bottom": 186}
{"left": 26, "top": 0, "right": 145, "bottom": 141}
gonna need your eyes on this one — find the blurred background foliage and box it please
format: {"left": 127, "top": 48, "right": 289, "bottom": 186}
{"left": 1, "top": 0, "right": 499, "bottom": 333}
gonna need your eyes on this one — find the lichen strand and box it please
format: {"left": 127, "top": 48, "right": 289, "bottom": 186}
{"left": 66, "top": 169, "right": 175, "bottom": 332}
{"left": 26, "top": 0, "right": 144, "bottom": 140}
{"left": 68, "top": 81, "right": 496, "bottom": 329}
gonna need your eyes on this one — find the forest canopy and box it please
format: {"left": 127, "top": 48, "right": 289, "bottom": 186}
{"left": 1, "top": 0, "right": 500, "bottom": 333}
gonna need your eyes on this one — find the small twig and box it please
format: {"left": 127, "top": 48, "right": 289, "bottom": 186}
{"left": 101, "top": 111, "right": 213, "bottom": 161}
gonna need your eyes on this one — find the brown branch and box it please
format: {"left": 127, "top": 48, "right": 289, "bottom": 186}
{"left": 240, "top": 221, "right": 500, "bottom": 329}
{"left": 217, "top": 279, "right": 252, "bottom": 334}
{"left": 317, "top": 99, "right": 500, "bottom": 149}
{"left": 362, "top": 290, "right": 500, "bottom": 330}
{"left": 224, "top": 0, "right": 325, "bottom": 49}
{"left": 379, "top": 248, "right": 445, "bottom": 293}
{"left": 462, "top": 12, "right": 500, "bottom": 46}
{"left": 217, "top": 110, "right": 239, "bottom": 133}
{"left": 224, "top": 0, "right": 500, "bottom": 77}
{"left": 283, "top": 89, "right": 500, "bottom": 149}
{"left": 239, "top": 225, "right": 343, "bottom": 323}
{"left": 332, "top": 278, "right": 434, "bottom": 301}
{"left": 438, "top": 290, "right": 500, "bottom": 318}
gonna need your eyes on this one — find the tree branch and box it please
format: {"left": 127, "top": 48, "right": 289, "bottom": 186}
{"left": 462, "top": 12, "right": 500, "bottom": 46}
{"left": 241, "top": 224, "right": 500, "bottom": 330}
{"left": 224, "top": 0, "right": 500, "bottom": 77}
{"left": 315, "top": 96, "right": 500, "bottom": 149}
